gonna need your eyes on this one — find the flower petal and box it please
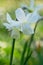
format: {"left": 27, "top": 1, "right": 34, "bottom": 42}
{"left": 30, "top": 0, "right": 34, "bottom": 9}
{"left": 22, "top": 23, "right": 34, "bottom": 35}
{"left": 3, "top": 23, "right": 11, "bottom": 30}
{"left": 7, "top": 13, "right": 12, "bottom": 23}
{"left": 11, "top": 28, "right": 20, "bottom": 39}
{"left": 26, "top": 13, "right": 32, "bottom": 22}
{"left": 26, "top": 12, "right": 41, "bottom": 23}
{"left": 3, "top": 20, "right": 21, "bottom": 32}
{"left": 10, "top": 20, "right": 21, "bottom": 31}
{"left": 35, "top": 4, "right": 43, "bottom": 12}
{"left": 15, "top": 8, "right": 26, "bottom": 21}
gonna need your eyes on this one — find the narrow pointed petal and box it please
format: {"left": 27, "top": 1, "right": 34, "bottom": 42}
{"left": 7, "top": 13, "right": 13, "bottom": 23}
{"left": 15, "top": 8, "right": 26, "bottom": 21}
{"left": 3, "top": 23, "right": 11, "bottom": 30}
{"left": 30, "top": 0, "right": 34, "bottom": 9}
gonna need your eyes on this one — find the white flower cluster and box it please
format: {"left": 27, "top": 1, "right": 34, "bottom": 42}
{"left": 3, "top": 0, "right": 42, "bottom": 39}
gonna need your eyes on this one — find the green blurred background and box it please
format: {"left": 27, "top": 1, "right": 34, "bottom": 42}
{"left": 0, "top": 0, "right": 43, "bottom": 65}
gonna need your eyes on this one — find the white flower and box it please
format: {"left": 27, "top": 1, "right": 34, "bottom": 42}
{"left": 3, "top": 13, "right": 20, "bottom": 39}
{"left": 15, "top": 8, "right": 41, "bottom": 35}
{"left": 3, "top": 8, "right": 41, "bottom": 38}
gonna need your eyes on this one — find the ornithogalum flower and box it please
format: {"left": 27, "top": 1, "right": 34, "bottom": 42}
{"left": 3, "top": 8, "right": 41, "bottom": 38}
{"left": 15, "top": 8, "right": 41, "bottom": 35}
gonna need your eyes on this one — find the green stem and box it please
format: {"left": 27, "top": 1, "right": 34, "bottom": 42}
{"left": 24, "top": 51, "right": 33, "bottom": 65}
{"left": 20, "top": 39, "right": 28, "bottom": 65}
{"left": 10, "top": 39, "right": 15, "bottom": 65}
{"left": 24, "top": 17, "right": 43, "bottom": 65}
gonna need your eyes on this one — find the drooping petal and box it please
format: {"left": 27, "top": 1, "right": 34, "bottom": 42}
{"left": 3, "top": 23, "right": 11, "bottom": 30}
{"left": 11, "top": 28, "right": 20, "bottom": 39}
{"left": 22, "top": 23, "right": 34, "bottom": 35}
{"left": 15, "top": 8, "right": 26, "bottom": 21}
{"left": 7, "top": 13, "right": 12, "bottom": 23}
{"left": 26, "top": 12, "right": 41, "bottom": 23}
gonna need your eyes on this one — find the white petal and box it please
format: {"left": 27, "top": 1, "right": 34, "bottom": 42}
{"left": 27, "top": 12, "right": 41, "bottom": 23}
{"left": 30, "top": 0, "right": 34, "bottom": 9}
{"left": 26, "top": 13, "right": 32, "bottom": 23}
{"left": 35, "top": 4, "right": 43, "bottom": 12}
{"left": 15, "top": 8, "right": 26, "bottom": 21}
{"left": 10, "top": 20, "right": 21, "bottom": 31}
{"left": 11, "top": 29, "right": 20, "bottom": 39}
{"left": 10, "top": 20, "right": 19, "bottom": 26}
{"left": 22, "top": 23, "right": 34, "bottom": 35}
{"left": 3, "top": 23, "right": 11, "bottom": 30}
{"left": 7, "top": 13, "right": 12, "bottom": 23}
{"left": 7, "top": 13, "right": 18, "bottom": 25}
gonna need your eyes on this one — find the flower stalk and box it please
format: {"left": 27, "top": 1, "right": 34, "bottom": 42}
{"left": 10, "top": 39, "right": 15, "bottom": 65}
{"left": 20, "top": 40, "right": 28, "bottom": 65}
{"left": 24, "top": 50, "right": 33, "bottom": 65}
